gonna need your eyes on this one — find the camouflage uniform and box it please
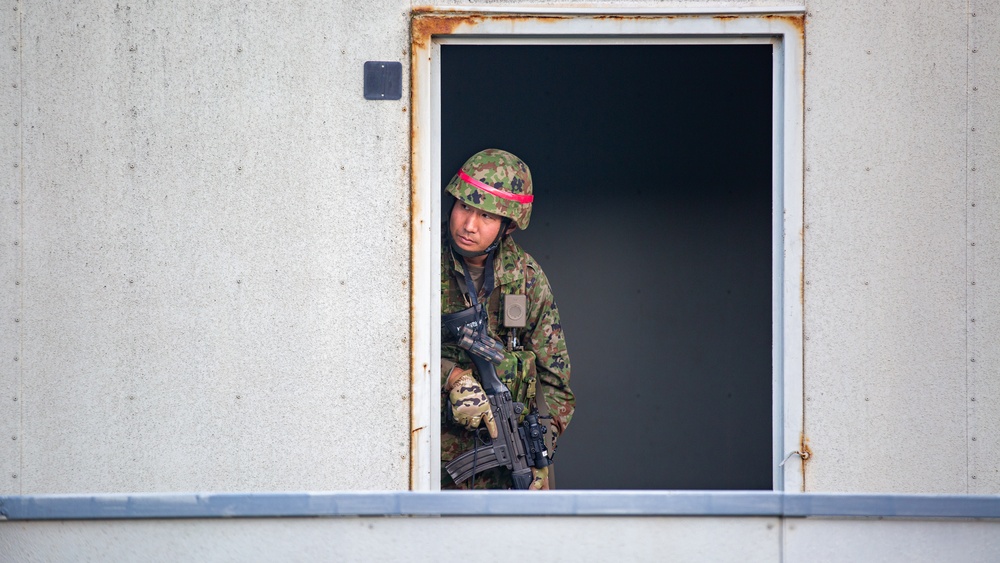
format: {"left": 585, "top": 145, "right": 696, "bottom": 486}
{"left": 441, "top": 149, "right": 575, "bottom": 489}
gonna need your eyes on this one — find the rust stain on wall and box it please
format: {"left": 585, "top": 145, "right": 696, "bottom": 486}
{"left": 407, "top": 56, "right": 419, "bottom": 487}
{"left": 412, "top": 12, "right": 570, "bottom": 52}
{"left": 801, "top": 226, "right": 806, "bottom": 307}
{"left": 798, "top": 434, "right": 812, "bottom": 490}
{"left": 800, "top": 435, "right": 812, "bottom": 462}
{"left": 411, "top": 11, "right": 805, "bottom": 101}
{"left": 592, "top": 14, "right": 677, "bottom": 22}
{"left": 764, "top": 14, "right": 805, "bottom": 41}
{"left": 411, "top": 14, "right": 469, "bottom": 52}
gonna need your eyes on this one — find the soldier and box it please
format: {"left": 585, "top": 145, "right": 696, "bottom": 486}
{"left": 441, "top": 148, "right": 575, "bottom": 490}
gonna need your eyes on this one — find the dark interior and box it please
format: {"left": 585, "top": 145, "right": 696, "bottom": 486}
{"left": 442, "top": 44, "right": 774, "bottom": 489}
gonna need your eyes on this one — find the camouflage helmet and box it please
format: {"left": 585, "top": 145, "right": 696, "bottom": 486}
{"left": 445, "top": 149, "right": 533, "bottom": 230}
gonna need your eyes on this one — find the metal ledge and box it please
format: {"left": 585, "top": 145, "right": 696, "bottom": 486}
{"left": 2, "top": 492, "right": 1000, "bottom": 521}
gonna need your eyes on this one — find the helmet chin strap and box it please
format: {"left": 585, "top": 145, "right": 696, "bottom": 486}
{"left": 449, "top": 218, "right": 510, "bottom": 259}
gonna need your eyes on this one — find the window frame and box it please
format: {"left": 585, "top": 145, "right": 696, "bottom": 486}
{"left": 409, "top": 8, "right": 806, "bottom": 492}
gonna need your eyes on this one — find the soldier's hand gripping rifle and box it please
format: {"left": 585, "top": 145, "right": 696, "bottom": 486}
{"left": 442, "top": 308, "right": 549, "bottom": 489}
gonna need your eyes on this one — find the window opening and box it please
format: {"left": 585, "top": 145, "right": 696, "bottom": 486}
{"left": 410, "top": 12, "right": 806, "bottom": 492}
{"left": 442, "top": 44, "right": 773, "bottom": 489}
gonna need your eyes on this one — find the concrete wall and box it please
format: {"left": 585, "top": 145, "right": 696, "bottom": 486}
{"left": 2, "top": 0, "right": 999, "bottom": 495}
{"left": 967, "top": 0, "right": 1000, "bottom": 494}
{"left": 3, "top": 516, "right": 1000, "bottom": 563}
{"left": 3, "top": 517, "right": 782, "bottom": 562}
{"left": 1, "top": 1, "right": 412, "bottom": 494}
{"left": 803, "top": 0, "right": 1000, "bottom": 493}
{"left": 1, "top": 0, "right": 22, "bottom": 494}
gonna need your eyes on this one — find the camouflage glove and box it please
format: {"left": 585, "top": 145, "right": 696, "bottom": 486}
{"left": 448, "top": 372, "right": 498, "bottom": 439}
{"left": 530, "top": 465, "right": 549, "bottom": 490}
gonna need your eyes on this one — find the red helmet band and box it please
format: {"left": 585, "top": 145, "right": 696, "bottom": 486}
{"left": 458, "top": 169, "right": 534, "bottom": 204}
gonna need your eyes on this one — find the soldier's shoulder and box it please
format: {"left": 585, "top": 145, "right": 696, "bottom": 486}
{"left": 496, "top": 237, "right": 554, "bottom": 296}
{"left": 518, "top": 248, "right": 554, "bottom": 295}
{"left": 501, "top": 236, "right": 538, "bottom": 267}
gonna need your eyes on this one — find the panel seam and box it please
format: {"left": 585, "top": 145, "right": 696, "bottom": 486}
{"left": 16, "top": 0, "right": 23, "bottom": 496}
{"left": 799, "top": 10, "right": 808, "bottom": 495}
{"left": 965, "top": 0, "right": 973, "bottom": 495}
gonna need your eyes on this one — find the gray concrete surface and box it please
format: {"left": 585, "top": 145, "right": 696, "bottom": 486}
{"left": 2, "top": 0, "right": 999, "bottom": 498}
{"left": 1, "top": 516, "right": 781, "bottom": 562}
{"left": 968, "top": 0, "right": 1000, "bottom": 495}
{"left": 803, "top": 0, "right": 974, "bottom": 492}
{"left": 2, "top": 513, "right": 998, "bottom": 563}
{"left": 1, "top": 0, "right": 22, "bottom": 498}
{"left": 9, "top": 1, "right": 412, "bottom": 493}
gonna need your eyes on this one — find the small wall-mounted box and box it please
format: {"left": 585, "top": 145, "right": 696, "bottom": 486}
{"left": 364, "top": 61, "right": 402, "bottom": 100}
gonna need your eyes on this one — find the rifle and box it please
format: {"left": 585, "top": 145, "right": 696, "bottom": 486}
{"left": 442, "top": 308, "right": 549, "bottom": 489}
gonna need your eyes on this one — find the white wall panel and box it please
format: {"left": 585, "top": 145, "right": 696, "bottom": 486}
{"left": 0, "top": 0, "right": 21, "bottom": 496}
{"left": 0, "top": 516, "right": 781, "bottom": 562}
{"left": 785, "top": 518, "right": 1000, "bottom": 563}
{"left": 7, "top": 0, "right": 996, "bottom": 497}
{"left": 17, "top": 1, "right": 411, "bottom": 493}
{"left": 969, "top": 0, "right": 1000, "bottom": 494}
{"left": 5, "top": 514, "right": 1000, "bottom": 562}
{"left": 803, "top": 1, "right": 969, "bottom": 492}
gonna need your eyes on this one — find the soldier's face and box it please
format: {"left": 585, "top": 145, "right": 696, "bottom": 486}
{"left": 450, "top": 201, "right": 504, "bottom": 255}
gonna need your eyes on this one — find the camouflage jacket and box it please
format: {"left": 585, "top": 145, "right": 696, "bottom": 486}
{"left": 441, "top": 234, "right": 575, "bottom": 489}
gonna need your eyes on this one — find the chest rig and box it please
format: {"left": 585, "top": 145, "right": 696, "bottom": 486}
{"left": 442, "top": 244, "right": 538, "bottom": 413}
{"left": 446, "top": 248, "right": 527, "bottom": 352}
